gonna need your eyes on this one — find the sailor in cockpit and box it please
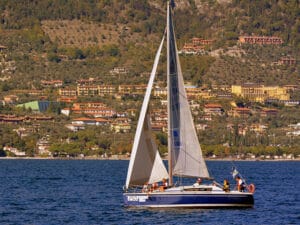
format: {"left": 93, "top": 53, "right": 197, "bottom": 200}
{"left": 193, "top": 178, "right": 202, "bottom": 187}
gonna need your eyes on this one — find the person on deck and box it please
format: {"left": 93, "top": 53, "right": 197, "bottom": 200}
{"left": 193, "top": 178, "right": 202, "bottom": 187}
{"left": 142, "top": 182, "right": 149, "bottom": 192}
{"left": 151, "top": 182, "right": 158, "bottom": 191}
{"left": 223, "top": 179, "right": 230, "bottom": 192}
{"left": 235, "top": 176, "right": 245, "bottom": 192}
{"left": 162, "top": 178, "right": 168, "bottom": 188}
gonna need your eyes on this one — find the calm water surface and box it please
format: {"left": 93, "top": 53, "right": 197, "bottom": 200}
{"left": 0, "top": 159, "right": 299, "bottom": 225}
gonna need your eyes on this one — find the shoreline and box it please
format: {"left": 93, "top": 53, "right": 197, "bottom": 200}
{"left": 0, "top": 156, "right": 299, "bottom": 161}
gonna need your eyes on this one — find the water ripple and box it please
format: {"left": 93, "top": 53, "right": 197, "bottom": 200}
{"left": 0, "top": 160, "right": 299, "bottom": 225}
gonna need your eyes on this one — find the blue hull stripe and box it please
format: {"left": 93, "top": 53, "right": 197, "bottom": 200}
{"left": 123, "top": 193, "right": 254, "bottom": 208}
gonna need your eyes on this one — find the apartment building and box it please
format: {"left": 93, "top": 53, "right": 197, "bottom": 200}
{"left": 59, "top": 88, "right": 77, "bottom": 96}
{"left": 239, "top": 36, "right": 283, "bottom": 45}
{"left": 231, "top": 84, "right": 290, "bottom": 103}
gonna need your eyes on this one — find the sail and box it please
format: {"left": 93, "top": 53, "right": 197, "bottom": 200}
{"left": 125, "top": 36, "right": 168, "bottom": 189}
{"left": 167, "top": 4, "right": 209, "bottom": 178}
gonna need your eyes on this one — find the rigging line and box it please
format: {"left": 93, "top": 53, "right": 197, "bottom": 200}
{"left": 174, "top": 146, "right": 204, "bottom": 165}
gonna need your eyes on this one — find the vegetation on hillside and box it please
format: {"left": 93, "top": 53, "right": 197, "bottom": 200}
{"left": 0, "top": 0, "right": 299, "bottom": 157}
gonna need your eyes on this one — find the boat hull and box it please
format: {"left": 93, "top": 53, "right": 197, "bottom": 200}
{"left": 123, "top": 192, "right": 254, "bottom": 208}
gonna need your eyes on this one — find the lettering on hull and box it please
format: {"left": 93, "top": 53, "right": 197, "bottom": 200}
{"left": 127, "top": 195, "right": 148, "bottom": 202}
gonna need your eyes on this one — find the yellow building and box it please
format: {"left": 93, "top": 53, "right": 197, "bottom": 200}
{"left": 111, "top": 123, "right": 131, "bottom": 133}
{"left": 231, "top": 84, "right": 289, "bottom": 103}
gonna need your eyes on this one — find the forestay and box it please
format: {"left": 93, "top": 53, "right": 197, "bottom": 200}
{"left": 125, "top": 36, "right": 168, "bottom": 189}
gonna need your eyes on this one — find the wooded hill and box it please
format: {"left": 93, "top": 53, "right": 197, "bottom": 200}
{"left": 0, "top": 0, "right": 299, "bottom": 157}
{"left": 0, "top": 0, "right": 299, "bottom": 91}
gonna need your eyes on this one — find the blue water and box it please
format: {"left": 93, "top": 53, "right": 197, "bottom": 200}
{"left": 0, "top": 160, "right": 299, "bottom": 225}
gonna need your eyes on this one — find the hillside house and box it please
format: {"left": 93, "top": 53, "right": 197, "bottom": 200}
{"left": 277, "top": 57, "right": 296, "bottom": 66}
{"left": 77, "top": 85, "right": 99, "bottom": 96}
{"left": 191, "top": 37, "right": 213, "bottom": 45}
{"left": 14, "top": 126, "right": 37, "bottom": 138}
{"left": 126, "top": 108, "right": 137, "bottom": 117}
{"left": 70, "top": 102, "right": 116, "bottom": 118}
{"left": 65, "top": 124, "right": 85, "bottom": 132}
{"left": 180, "top": 37, "right": 213, "bottom": 54}
{"left": 73, "top": 102, "right": 106, "bottom": 109}
{"left": 3, "top": 95, "right": 19, "bottom": 104}
{"left": 72, "top": 117, "right": 109, "bottom": 126}
{"left": 260, "top": 108, "right": 278, "bottom": 117}
{"left": 249, "top": 124, "right": 268, "bottom": 134}
{"left": 0, "top": 114, "right": 26, "bottom": 124}
{"left": 186, "top": 86, "right": 202, "bottom": 100}
{"left": 286, "top": 123, "right": 300, "bottom": 137}
{"left": 239, "top": 36, "right": 283, "bottom": 45}
{"left": 154, "top": 87, "right": 167, "bottom": 97}
{"left": 204, "top": 104, "right": 223, "bottom": 116}
{"left": 57, "top": 96, "right": 77, "bottom": 103}
{"left": 109, "top": 67, "right": 129, "bottom": 75}
{"left": 59, "top": 88, "right": 77, "bottom": 96}
{"left": 14, "top": 89, "right": 44, "bottom": 96}
{"left": 111, "top": 122, "right": 131, "bottom": 133}
{"left": 229, "top": 107, "right": 251, "bottom": 118}
{"left": 76, "top": 77, "right": 98, "bottom": 85}
{"left": 36, "top": 136, "right": 51, "bottom": 156}
{"left": 118, "top": 85, "right": 146, "bottom": 95}
{"left": 196, "top": 124, "right": 209, "bottom": 131}
{"left": 3, "top": 146, "right": 26, "bottom": 156}
{"left": 180, "top": 43, "right": 204, "bottom": 54}
{"left": 72, "top": 107, "right": 116, "bottom": 118}
{"left": 41, "top": 80, "right": 63, "bottom": 87}
{"left": 99, "top": 85, "right": 117, "bottom": 95}
{"left": 0, "top": 45, "right": 7, "bottom": 51}
{"left": 151, "top": 109, "right": 168, "bottom": 123}
{"left": 151, "top": 121, "right": 167, "bottom": 132}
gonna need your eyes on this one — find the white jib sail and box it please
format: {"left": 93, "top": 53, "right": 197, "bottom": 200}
{"left": 125, "top": 36, "right": 168, "bottom": 189}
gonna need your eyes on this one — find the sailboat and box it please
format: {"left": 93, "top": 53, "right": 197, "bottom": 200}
{"left": 123, "top": 1, "right": 254, "bottom": 208}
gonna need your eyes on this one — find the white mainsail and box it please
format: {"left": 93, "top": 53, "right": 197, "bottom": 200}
{"left": 167, "top": 4, "right": 209, "bottom": 179}
{"left": 125, "top": 36, "right": 168, "bottom": 189}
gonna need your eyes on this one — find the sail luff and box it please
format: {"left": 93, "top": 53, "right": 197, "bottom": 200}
{"left": 125, "top": 36, "right": 166, "bottom": 189}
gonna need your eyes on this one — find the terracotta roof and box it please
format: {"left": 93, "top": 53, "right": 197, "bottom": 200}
{"left": 204, "top": 104, "right": 222, "bottom": 108}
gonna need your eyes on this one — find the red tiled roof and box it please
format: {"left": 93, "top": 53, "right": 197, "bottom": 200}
{"left": 204, "top": 104, "right": 222, "bottom": 108}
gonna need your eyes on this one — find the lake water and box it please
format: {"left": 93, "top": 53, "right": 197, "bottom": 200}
{"left": 0, "top": 159, "right": 299, "bottom": 225}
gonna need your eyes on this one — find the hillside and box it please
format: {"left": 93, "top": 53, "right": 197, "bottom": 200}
{"left": 0, "top": 0, "right": 299, "bottom": 91}
{"left": 0, "top": 0, "right": 299, "bottom": 157}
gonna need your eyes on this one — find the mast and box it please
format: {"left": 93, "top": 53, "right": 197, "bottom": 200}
{"left": 167, "top": 1, "right": 180, "bottom": 186}
{"left": 167, "top": 2, "right": 173, "bottom": 186}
